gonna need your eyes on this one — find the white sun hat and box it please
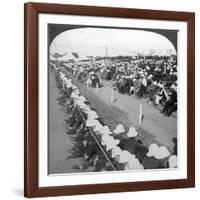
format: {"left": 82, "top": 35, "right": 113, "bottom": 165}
{"left": 118, "top": 150, "right": 132, "bottom": 163}
{"left": 148, "top": 74, "right": 153, "bottom": 80}
{"left": 82, "top": 105, "right": 90, "bottom": 112}
{"left": 100, "top": 126, "right": 112, "bottom": 135}
{"left": 63, "top": 77, "right": 68, "bottom": 84}
{"left": 106, "top": 139, "right": 120, "bottom": 151}
{"left": 168, "top": 155, "right": 177, "bottom": 168}
{"left": 127, "top": 127, "right": 138, "bottom": 138}
{"left": 74, "top": 99, "right": 83, "bottom": 106}
{"left": 146, "top": 143, "right": 159, "bottom": 157}
{"left": 91, "top": 110, "right": 98, "bottom": 115}
{"left": 74, "top": 89, "right": 80, "bottom": 95}
{"left": 91, "top": 120, "right": 101, "bottom": 128}
{"left": 71, "top": 92, "right": 79, "bottom": 99}
{"left": 113, "top": 124, "right": 125, "bottom": 135}
{"left": 125, "top": 156, "right": 144, "bottom": 170}
{"left": 79, "top": 95, "right": 87, "bottom": 102}
{"left": 84, "top": 108, "right": 91, "bottom": 114}
{"left": 72, "top": 85, "right": 78, "bottom": 90}
{"left": 87, "top": 111, "right": 99, "bottom": 119}
{"left": 60, "top": 72, "right": 65, "bottom": 79}
{"left": 101, "top": 134, "right": 113, "bottom": 146}
{"left": 91, "top": 119, "right": 101, "bottom": 127}
{"left": 78, "top": 102, "right": 87, "bottom": 109}
{"left": 93, "top": 123, "right": 104, "bottom": 132}
{"left": 154, "top": 146, "right": 170, "bottom": 159}
{"left": 111, "top": 146, "right": 122, "bottom": 158}
{"left": 66, "top": 82, "right": 73, "bottom": 88}
{"left": 86, "top": 119, "right": 99, "bottom": 127}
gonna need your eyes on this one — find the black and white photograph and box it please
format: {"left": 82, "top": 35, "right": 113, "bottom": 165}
{"left": 23, "top": 2, "right": 195, "bottom": 197}
{"left": 48, "top": 24, "right": 178, "bottom": 175}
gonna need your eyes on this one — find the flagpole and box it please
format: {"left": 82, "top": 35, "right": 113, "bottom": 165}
{"left": 111, "top": 88, "right": 114, "bottom": 103}
{"left": 139, "top": 104, "right": 143, "bottom": 124}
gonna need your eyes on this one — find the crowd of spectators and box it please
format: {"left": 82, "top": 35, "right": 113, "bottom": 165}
{"left": 54, "top": 55, "right": 177, "bottom": 117}
{"left": 51, "top": 66, "right": 178, "bottom": 171}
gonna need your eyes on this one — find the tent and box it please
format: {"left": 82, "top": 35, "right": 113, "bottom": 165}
{"left": 56, "top": 52, "right": 79, "bottom": 62}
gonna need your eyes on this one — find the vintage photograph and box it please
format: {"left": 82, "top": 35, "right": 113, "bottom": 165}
{"left": 48, "top": 24, "right": 178, "bottom": 174}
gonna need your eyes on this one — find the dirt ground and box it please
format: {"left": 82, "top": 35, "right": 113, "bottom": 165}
{"left": 48, "top": 69, "right": 177, "bottom": 174}
{"left": 48, "top": 72, "right": 85, "bottom": 174}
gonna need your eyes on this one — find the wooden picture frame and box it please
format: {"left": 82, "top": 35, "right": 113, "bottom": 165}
{"left": 24, "top": 2, "right": 195, "bottom": 198}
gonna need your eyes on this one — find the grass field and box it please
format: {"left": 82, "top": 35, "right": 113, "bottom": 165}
{"left": 64, "top": 70, "right": 177, "bottom": 152}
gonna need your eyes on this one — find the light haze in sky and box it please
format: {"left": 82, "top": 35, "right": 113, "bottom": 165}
{"left": 50, "top": 27, "right": 176, "bottom": 60}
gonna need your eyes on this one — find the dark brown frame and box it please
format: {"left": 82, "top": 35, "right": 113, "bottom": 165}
{"left": 24, "top": 2, "right": 195, "bottom": 198}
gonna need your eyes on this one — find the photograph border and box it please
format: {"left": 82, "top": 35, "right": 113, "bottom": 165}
{"left": 24, "top": 2, "right": 195, "bottom": 197}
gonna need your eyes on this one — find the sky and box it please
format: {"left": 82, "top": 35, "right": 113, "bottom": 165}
{"left": 49, "top": 27, "right": 177, "bottom": 60}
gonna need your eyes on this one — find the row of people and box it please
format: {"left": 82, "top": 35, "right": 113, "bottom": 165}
{"left": 100, "top": 59, "right": 177, "bottom": 116}
{"left": 53, "top": 67, "right": 177, "bottom": 172}
{"left": 53, "top": 56, "right": 178, "bottom": 116}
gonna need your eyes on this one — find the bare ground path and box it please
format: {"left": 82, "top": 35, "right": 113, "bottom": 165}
{"left": 48, "top": 72, "right": 84, "bottom": 174}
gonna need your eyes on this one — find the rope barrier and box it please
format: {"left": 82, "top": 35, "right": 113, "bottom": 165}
{"left": 77, "top": 107, "right": 117, "bottom": 171}
{"left": 59, "top": 72, "right": 118, "bottom": 171}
